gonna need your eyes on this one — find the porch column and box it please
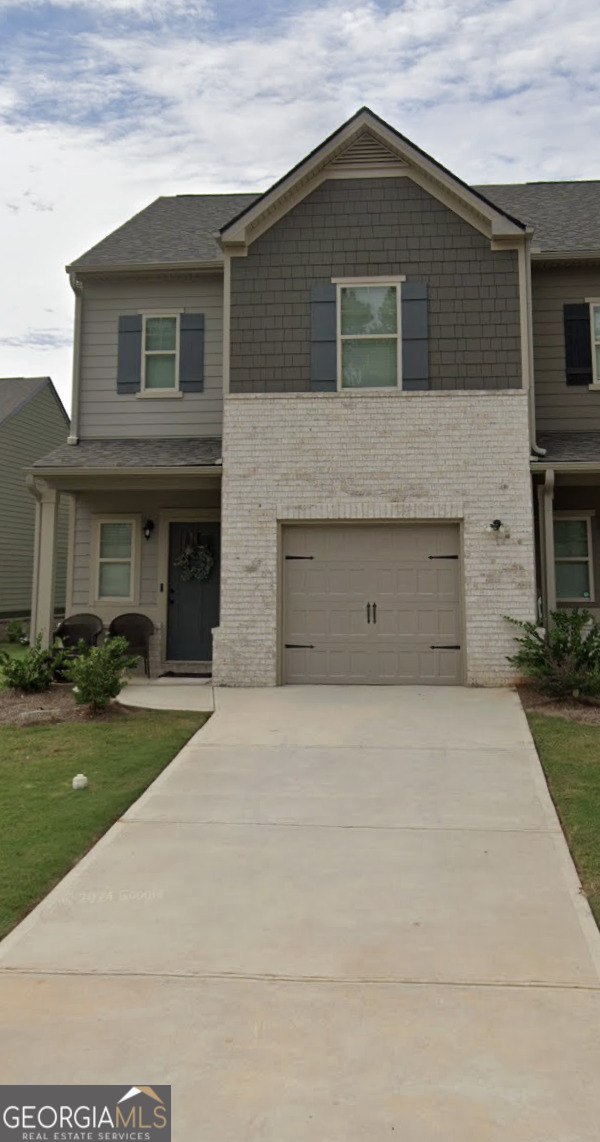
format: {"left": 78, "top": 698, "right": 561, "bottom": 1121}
{"left": 538, "top": 468, "right": 556, "bottom": 625}
{"left": 30, "top": 486, "right": 60, "bottom": 647}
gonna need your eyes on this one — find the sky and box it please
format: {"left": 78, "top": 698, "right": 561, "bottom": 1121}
{"left": 1, "top": 0, "right": 600, "bottom": 417}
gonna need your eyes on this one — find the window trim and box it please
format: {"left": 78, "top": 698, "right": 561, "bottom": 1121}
{"left": 334, "top": 278, "right": 404, "bottom": 392}
{"left": 92, "top": 516, "right": 141, "bottom": 605}
{"left": 585, "top": 299, "right": 600, "bottom": 389}
{"left": 141, "top": 313, "right": 180, "bottom": 393}
{"left": 553, "top": 511, "right": 595, "bottom": 604}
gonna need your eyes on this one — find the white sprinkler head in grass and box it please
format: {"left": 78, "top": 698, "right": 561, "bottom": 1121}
{"left": 72, "top": 774, "right": 88, "bottom": 790}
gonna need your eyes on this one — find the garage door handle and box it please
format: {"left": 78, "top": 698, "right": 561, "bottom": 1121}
{"left": 428, "top": 555, "right": 458, "bottom": 560}
{"left": 430, "top": 645, "right": 461, "bottom": 650}
{"left": 366, "top": 603, "right": 371, "bottom": 624}
{"left": 372, "top": 602, "right": 377, "bottom": 624}
{"left": 285, "top": 644, "right": 314, "bottom": 649}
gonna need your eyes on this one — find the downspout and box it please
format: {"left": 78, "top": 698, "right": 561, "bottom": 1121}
{"left": 67, "top": 273, "right": 83, "bottom": 445}
{"left": 522, "top": 233, "right": 546, "bottom": 457}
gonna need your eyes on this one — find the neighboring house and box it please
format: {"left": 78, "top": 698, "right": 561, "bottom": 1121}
{"left": 0, "top": 377, "right": 69, "bottom": 626}
{"left": 26, "top": 108, "right": 600, "bottom": 685}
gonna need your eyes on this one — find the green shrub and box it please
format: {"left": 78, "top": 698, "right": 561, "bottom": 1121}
{"left": 506, "top": 609, "right": 600, "bottom": 698}
{"left": 5, "top": 620, "right": 26, "bottom": 644}
{"left": 66, "top": 637, "right": 138, "bottom": 712}
{"left": 0, "top": 636, "right": 54, "bottom": 692}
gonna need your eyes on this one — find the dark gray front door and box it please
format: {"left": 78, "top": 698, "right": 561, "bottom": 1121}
{"left": 167, "top": 522, "right": 220, "bottom": 661}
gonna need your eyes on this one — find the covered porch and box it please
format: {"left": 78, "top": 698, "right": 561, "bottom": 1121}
{"left": 534, "top": 433, "right": 600, "bottom": 625}
{"left": 27, "top": 438, "right": 222, "bottom": 677}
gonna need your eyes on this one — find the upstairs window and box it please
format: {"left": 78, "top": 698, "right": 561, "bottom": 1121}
{"left": 143, "top": 315, "right": 178, "bottom": 390}
{"left": 553, "top": 514, "right": 594, "bottom": 602}
{"left": 591, "top": 303, "right": 600, "bottom": 386}
{"left": 338, "top": 283, "right": 400, "bottom": 389}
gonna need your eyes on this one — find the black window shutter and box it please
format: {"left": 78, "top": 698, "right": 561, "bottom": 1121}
{"left": 402, "top": 283, "right": 429, "bottom": 391}
{"left": 179, "top": 313, "right": 204, "bottom": 392}
{"left": 310, "top": 283, "right": 337, "bottom": 391}
{"left": 117, "top": 315, "right": 142, "bottom": 394}
{"left": 564, "top": 304, "right": 592, "bottom": 386}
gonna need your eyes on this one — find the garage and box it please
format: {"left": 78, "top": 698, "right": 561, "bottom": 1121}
{"left": 282, "top": 523, "right": 463, "bottom": 685}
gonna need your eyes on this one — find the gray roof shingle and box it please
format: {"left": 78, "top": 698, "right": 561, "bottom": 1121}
{"left": 477, "top": 182, "right": 600, "bottom": 254}
{"left": 535, "top": 432, "right": 600, "bottom": 464}
{"left": 68, "top": 177, "right": 600, "bottom": 273}
{"left": 33, "top": 437, "right": 222, "bottom": 469}
{"left": 0, "top": 376, "right": 51, "bottom": 427}
{"left": 68, "top": 194, "right": 258, "bottom": 270}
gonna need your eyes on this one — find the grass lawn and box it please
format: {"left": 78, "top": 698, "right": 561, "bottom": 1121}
{"left": 0, "top": 709, "right": 207, "bottom": 940}
{"left": 528, "top": 713, "right": 600, "bottom": 926}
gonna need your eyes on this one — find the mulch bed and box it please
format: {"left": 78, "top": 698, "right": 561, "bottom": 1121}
{"left": 518, "top": 684, "right": 600, "bottom": 726}
{"left": 0, "top": 684, "right": 132, "bottom": 727}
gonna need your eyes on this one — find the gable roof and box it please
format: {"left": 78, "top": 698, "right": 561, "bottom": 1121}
{"left": 0, "top": 377, "right": 69, "bottom": 429}
{"left": 219, "top": 107, "right": 527, "bottom": 248}
{"left": 475, "top": 182, "right": 600, "bottom": 256}
{"left": 68, "top": 194, "right": 258, "bottom": 272}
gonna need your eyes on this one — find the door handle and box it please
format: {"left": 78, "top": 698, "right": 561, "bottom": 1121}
{"left": 372, "top": 602, "right": 377, "bottom": 624}
{"left": 366, "top": 603, "right": 371, "bottom": 624}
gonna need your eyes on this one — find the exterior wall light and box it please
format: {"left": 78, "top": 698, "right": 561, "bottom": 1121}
{"left": 143, "top": 519, "right": 155, "bottom": 541}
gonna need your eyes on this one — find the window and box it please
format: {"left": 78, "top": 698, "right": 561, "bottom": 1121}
{"left": 96, "top": 520, "right": 138, "bottom": 601}
{"left": 554, "top": 514, "right": 594, "bottom": 602}
{"left": 337, "top": 283, "right": 401, "bottom": 389}
{"left": 591, "top": 303, "right": 600, "bottom": 386}
{"left": 143, "top": 315, "right": 178, "bottom": 390}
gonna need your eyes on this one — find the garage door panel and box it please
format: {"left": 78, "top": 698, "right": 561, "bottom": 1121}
{"left": 283, "top": 524, "right": 462, "bottom": 685}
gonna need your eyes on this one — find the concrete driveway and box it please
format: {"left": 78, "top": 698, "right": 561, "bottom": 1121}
{"left": 1, "top": 687, "right": 600, "bottom": 1139}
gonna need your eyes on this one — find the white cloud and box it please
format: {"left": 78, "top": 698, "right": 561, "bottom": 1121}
{"left": 1, "top": 0, "right": 599, "bottom": 411}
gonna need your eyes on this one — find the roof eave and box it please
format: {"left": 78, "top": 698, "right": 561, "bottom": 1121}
{"left": 531, "top": 249, "right": 600, "bottom": 263}
{"left": 65, "top": 259, "right": 223, "bottom": 276}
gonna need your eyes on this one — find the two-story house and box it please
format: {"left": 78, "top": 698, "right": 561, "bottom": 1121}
{"left": 26, "top": 108, "right": 599, "bottom": 687}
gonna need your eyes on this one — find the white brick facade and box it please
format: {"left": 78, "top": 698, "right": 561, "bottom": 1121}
{"left": 213, "top": 390, "right": 536, "bottom": 687}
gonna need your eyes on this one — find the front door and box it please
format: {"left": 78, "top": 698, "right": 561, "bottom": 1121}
{"left": 167, "top": 521, "right": 220, "bottom": 661}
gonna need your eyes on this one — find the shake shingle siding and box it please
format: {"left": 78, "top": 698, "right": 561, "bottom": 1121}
{"left": 229, "top": 177, "right": 522, "bottom": 394}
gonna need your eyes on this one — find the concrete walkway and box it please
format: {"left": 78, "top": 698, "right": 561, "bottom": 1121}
{"left": 117, "top": 676, "right": 215, "bottom": 711}
{"left": 1, "top": 687, "right": 600, "bottom": 1139}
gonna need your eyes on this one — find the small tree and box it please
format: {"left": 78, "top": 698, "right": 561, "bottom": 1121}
{"left": 506, "top": 609, "right": 600, "bottom": 698}
{"left": 66, "top": 637, "right": 138, "bottom": 712}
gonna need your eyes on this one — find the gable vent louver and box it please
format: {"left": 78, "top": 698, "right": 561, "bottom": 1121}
{"left": 329, "top": 130, "right": 408, "bottom": 171}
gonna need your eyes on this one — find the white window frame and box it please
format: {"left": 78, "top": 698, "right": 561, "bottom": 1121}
{"left": 584, "top": 299, "right": 600, "bottom": 390}
{"left": 141, "top": 312, "right": 180, "bottom": 394}
{"left": 333, "top": 277, "right": 404, "bottom": 392}
{"left": 92, "top": 516, "right": 141, "bottom": 605}
{"left": 553, "top": 511, "right": 595, "bottom": 603}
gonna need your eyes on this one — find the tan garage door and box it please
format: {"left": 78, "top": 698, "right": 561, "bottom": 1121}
{"left": 282, "top": 524, "right": 462, "bottom": 685}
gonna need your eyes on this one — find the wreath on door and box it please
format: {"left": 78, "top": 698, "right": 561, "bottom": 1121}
{"left": 174, "top": 532, "right": 215, "bottom": 583}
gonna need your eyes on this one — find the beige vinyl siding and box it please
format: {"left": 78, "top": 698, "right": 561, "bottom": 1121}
{"left": 532, "top": 264, "right": 600, "bottom": 432}
{"left": 70, "top": 488, "right": 220, "bottom": 618}
{"left": 78, "top": 274, "right": 224, "bottom": 438}
{"left": 0, "top": 385, "right": 69, "bottom": 616}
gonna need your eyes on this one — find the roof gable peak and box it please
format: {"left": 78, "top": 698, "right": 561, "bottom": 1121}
{"left": 219, "top": 107, "right": 527, "bottom": 249}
